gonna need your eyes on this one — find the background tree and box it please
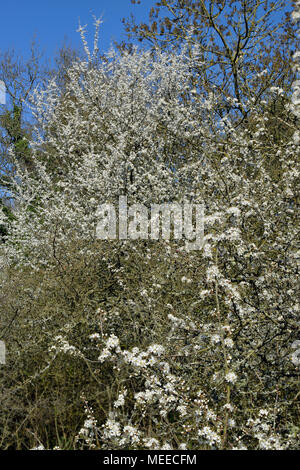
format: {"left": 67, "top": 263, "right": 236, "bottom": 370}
{"left": 0, "top": 40, "right": 81, "bottom": 241}
{"left": 123, "top": 0, "right": 299, "bottom": 125}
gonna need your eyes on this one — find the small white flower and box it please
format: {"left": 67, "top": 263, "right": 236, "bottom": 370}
{"left": 179, "top": 443, "right": 187, "bottom": 450}
{"left": 89, "top": 333, "right": 100, "bottom": 341}
{"left": 198, "top": 426, "right": 221, "bottom": 446}
{"left": 227, "top": 207, "right": 241, "bottom": 217}
{"left": 206, "top": 265, "right": 220, "bottom": 281}
{"left": 148, "top": 344, "right": 165, "bottom": 356}
{"left": 106, "top": 334, "right": 120, "bottom": 349}
{"left": 223, "top": 403, "right": 234, "bottom": 412}
{"left": 102, "top": 419, "right": 121, "bottom": 439}
{"left": 211, "top": 334, "right": 221, "bottom": 344}
{"left": 114, "top": 390, "right": 127, "bottom": 408}
{"left": 224, "top": 338, "right": 234, "bottom": 348}
{"left": 161, "top": 442, "right": 173, "bottom": 450}
{"left": 144, "top": 438, "right": 160, "bottom": 449}
{"left": 98, "top": 348, "right": 111, "bottom": 362}
{"left": 177, "top": 405, "right": 187, "bottom": 416}
{"left": 258, "top": 409, "right": 269, "bottom": 417}
{"left": 124, "top": 426, "right": 141, "bottom": 444}
{"left": 225, "top": 371, "right": 237, "bottom": 384}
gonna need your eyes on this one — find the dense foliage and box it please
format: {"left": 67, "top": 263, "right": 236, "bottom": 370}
{"left": 0, "top": 2, "right": 299, "bottom": 450}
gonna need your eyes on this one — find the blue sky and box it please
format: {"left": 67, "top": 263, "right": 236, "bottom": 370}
{"left": 0, "top": 1, "right": 293, "bottom": 61}
{"left": 0, "top": 0, "right": 149, "bottom": 59}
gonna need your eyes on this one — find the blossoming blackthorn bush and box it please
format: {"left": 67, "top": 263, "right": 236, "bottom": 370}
{"left": 0, "top": 5, "right": 299, "bottom": 450}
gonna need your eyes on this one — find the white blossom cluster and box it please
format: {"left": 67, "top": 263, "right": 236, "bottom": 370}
{"left": 291, "top": 0, "right": 300, "bottom": 143}
{"left": 1, "top": 16, "right": 299, "bottom": 450}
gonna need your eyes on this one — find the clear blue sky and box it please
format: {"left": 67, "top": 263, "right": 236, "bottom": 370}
{"left": 0, "top": 0, "right": 149, "bottom": 59}
{"left": 0, "top": 1, "right": 294, "bottom": 66}
{"left": 0, "top": 1, "right": 293, "bottom": 59}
